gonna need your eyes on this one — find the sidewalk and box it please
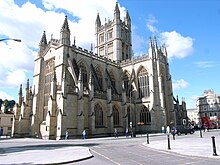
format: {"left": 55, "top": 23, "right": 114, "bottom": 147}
{"left": 144, "top": 129, "right": 220, "bottom": 159}
{"left": 0, "top": 138, "right": 93, "bottom": 165}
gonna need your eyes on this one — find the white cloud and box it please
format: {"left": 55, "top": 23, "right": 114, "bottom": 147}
{"left": 146, "top": 15, "right": 158, "bottom": 34}
{"left": 173, "top": 79, "right": 189, "bottom": 91}
{"left": 185, "top": 95, "right": 198, "bottom": 109}
{"left": 195, "top": 61, "right": 218, "bottom": 68}
{"left": 0, "top": 91, "right": 14, "bottom": 100}
{"left": 0, "top": 0, "right": 127, "bottom": 99}
{"left": 159, "top": 31, "right": 193, "bottom": 59}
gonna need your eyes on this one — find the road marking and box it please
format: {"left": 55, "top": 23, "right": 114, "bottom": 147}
{"left": 90, "top": 149, "right": 120, "bottom": 165}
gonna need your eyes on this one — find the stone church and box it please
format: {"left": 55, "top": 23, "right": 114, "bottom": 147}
{"left": 12, "top": 3, "right": 175, "bottom": 140}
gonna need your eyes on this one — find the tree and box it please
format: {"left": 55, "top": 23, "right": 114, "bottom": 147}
{"left": 2, "top": 99, "right": 16, "bottom": 113}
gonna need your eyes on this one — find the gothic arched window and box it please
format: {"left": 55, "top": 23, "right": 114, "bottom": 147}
{"left": 95, "top": 104, "right": 103, "bottom": 127}
{"left": 123, "top": 71, "right": 130, "bottom": 96}
{"left": 95, "top": 66, "right": 103, "bottom": 91}
{"left": 109, "top": 71, "right": 116, "bottom": 94}
{"left": 138, "top": 67, "right": 150, "bottom": 98}
{"left": 44, "top": 58, "right": 55, "bottom": 120}
{"left": 79, "top": 62, "right": 88, "bottom": 88}
{"left": 113, "top": 105, "right": 119, "bottom": 126}
{"left": 140, "top": 106, "right": 151, "bottom": 124}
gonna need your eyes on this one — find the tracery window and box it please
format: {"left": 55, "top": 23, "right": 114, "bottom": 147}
{"left": 95, "top": 104, "right": 103, "bottom": 127}
{"left": 79, "top": 62, "right": 88, "bottom": 88}
{"left": 99, "top": 47, "right": 104, "bottom": 56}
{"left": 44, "top": 58, "right": 55, "bottom": 119}
{"left": 123, "top": 72, "right": 129, "bottom": 96}
{"left": 99, "top": 33, "right": 104, "bottom": 43}
{"left": 107, "top": 43, "right": 113, "bottom": 58}
{"left": 109, "top": 71, "right": 116, "bottom": 94}
{"left": 94, "top": 67, "right": 103, "bottom": 91}
{"left": 138, "top": 67, "right": 150, "bottom": 98}
{"left": 140, "top": 106, "right": 151, "bottom": 124}
{"left": 113, "top": 105, "right": 119, "bottom": 126}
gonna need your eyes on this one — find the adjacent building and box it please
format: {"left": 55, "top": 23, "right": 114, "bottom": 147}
{"left": 12, "top": 3, "right": 175, "bottom": 139}
{"left": 0, "top": 111, "right": 14, "bottom": 136}
{"left": 197, "top": 89, "right": 220, "bottom": 128}
{"left": 187, "top": 108, "right": 199, "bottom": 126}
{"left": 173, "top": 96, "right": 188, "bottom": 126}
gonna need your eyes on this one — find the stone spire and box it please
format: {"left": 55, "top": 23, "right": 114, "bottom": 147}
{"left": 39, "top": 31, "right": 47, "bottom": 46}
{"left": 148, "top": 37, "right": 153, "bottom": 49}
{"left": 18, "top": 84, "right": 23, "bottom": 106}
{"left": 61, "top": 15, "right": 70, "bottom": 31}
{"left": 162, "top": 43, "right": 168, "bottom": 56}
{"left": 25, "top": 79, "right": 30, "bottom": 102}
{"left": 95, "top": 12, "right": 101, "bottom": 30}
{"left": 38, "top": 31, "right": 47, "bottom": 56}
{"left": 114, "top": 2, "right": 120, "bottom": 23}
{"left": 26, "top": 79, "right": 29, "bottom": 90}
{"left": 125, "top": 10, "right": 131, "bottom": 27}
{"left": 154, "top": 36, "right": 158, "bottom": 49}
{"left": 60, "top": 15, "right": 70, "bottom": 46}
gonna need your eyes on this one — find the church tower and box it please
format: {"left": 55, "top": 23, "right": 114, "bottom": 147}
{"left": 95, "top": 2, "right": 132, "bottom": 62}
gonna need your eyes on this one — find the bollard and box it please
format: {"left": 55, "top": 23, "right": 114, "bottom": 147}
{"left": 199, "top": 129, "right": 203, "bottom": 138}
{"left": 211, "top": 136, "right": 218, "bottom": 156}
{"left": 167, "top": 134, "right": 171, "bottom": 150}
{"left": 147, "top": 133, "right": 149, "bottom": 144}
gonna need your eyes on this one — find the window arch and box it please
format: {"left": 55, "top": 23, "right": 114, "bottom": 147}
{"left": 94, "top": 66, "right": 103, "bottom": 91}
{"left": 140, "top": 106, "right": 151, "bottom": 124}
{"left": 44, "top": 58, "right": 55, "bottom": 120}
{"left": 109, "top": 71, "right": 116, "bottom": 94}
{"left": 138, "top": 67, "right": 150, "bottom": 98}
{"left": 123, "top": 71, "right": 130, "bottom": 96}
{"left": 113, "top": 105, "right": 119, "bottom": 126}
{"left": 79, "top": 62, "right": 88, "bottom": 88}
{"left": 95, "top": 104, "right": 103, "bottom": 127}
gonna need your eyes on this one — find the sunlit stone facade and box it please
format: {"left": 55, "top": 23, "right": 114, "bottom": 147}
{"left": 12, "top": 3, "right": 175, "bottom": 139}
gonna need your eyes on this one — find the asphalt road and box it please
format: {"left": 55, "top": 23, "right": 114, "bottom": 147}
{"left": 72, "top": 135, "right": 220, "bottom": 165}
{"left": 1, "top": 133, "right": 220, "bottom": 164}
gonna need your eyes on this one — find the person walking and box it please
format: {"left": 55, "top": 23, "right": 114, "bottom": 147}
{"left": 114, "top": 128, "right": 118, "bottom": 138}
{"left": 82, "top": 129, "right": 86, "bottom": 139}
{"left": 125, "top": 128, "right": 129, "bottom": 137}
{"left": 171, "top": 127, "right": 176, "bottom": 140}
{"left": 65, "top": 131, "right": 68, "bottom": 140}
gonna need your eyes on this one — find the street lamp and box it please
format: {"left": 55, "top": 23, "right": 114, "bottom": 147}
{"left": 0, "top": 38, "right": 21, "bottom": 42}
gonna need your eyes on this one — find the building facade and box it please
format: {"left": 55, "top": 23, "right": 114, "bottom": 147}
{"left": 173, "top": 96, "right": 188, "bottom": 126}
{"left": 197, "top": 89, "right": 220, "bottom": 128}
{"left": 12, "top": 3, "right": 175, "bottom": 139}
{"left": 0, "top": 112, "right": 13, "bottom": 136}
{"left": 187, "top": 108, "right": 199, "bottom": 126}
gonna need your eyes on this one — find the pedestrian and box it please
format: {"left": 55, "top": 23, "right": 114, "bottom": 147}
{"left": 82, "top": 129, "right": 86, "bottom": 139}
{"left": 125, "top": 127, "right": 129, "bottom": 137}
{"left": 114, "top": 128, "right": 118, "bottom": 138}
{"left": 65, "top": 131, "right": 68, "bottom": 140}
{"left": 162, "top": 126, "right": 165, "bottom": 134}
{"left": 166, "top": 126, "right": 170, "bottom": 134}
{"left": 171, "top": 127, "right": 176, "bottom": 140}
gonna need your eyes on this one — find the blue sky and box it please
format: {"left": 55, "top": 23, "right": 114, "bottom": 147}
{"left": 0, "top": 0, "right": 219, "bottom": 108}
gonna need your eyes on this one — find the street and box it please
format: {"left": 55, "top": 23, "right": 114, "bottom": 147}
{"left": 73, "top": 134, "right": 220, "bottom": 165}
{"left": 1, "top": 131, "right": 220, "bottom": 164}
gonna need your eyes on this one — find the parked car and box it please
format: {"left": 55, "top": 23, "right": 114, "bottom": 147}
{"left": 176, "top": 125, "right": 195, "bottom": 135}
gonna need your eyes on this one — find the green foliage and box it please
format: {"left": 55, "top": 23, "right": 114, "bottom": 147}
{"left": 0, "top": 99, "right": 16, "bottom": 113}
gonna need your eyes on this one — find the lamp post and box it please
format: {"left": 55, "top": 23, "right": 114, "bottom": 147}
{"left": 0, "top": 38, "right": 21, "bottom": 42}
